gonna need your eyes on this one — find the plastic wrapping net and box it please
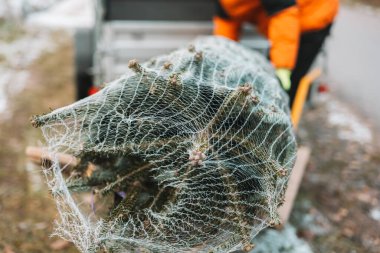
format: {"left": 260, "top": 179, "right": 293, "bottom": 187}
{"left": 32, "top": 36, "right": 297, "bottom": 253}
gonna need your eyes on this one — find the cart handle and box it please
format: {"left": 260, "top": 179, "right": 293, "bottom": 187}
{"left": 291, "top": 69, "right": 322, "bottom": 129}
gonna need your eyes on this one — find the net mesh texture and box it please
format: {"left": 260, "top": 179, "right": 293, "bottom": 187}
{"left": 32, "top": 36, "right": 297, "bottom": 253}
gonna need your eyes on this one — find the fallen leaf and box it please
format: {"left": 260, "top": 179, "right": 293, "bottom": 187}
{"left": 49, "top": 239, "right": 71, "bottom": 250}
{"left": 342, "top": 227, "right": 354, "bottom": 238}
{"left": 331, "top": 208, "right": 349, "bottom": 222}
{"left": 3, "top": 245, "right": 15, "bottom": 253}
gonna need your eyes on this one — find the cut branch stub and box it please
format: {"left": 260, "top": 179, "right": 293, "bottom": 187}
{"left": 194, "top": 51, "right": 203, "bottom": 61}
{"left": 238, "top": 84, "right": 252, "bottom": 96}
{"left": 168, "top": 73, "right": 181, "bottom": 86}
{"left": 128, "top": 59, "right": 143, "bottom": 73}
{"left": 188, "top": 44, "right": 196, "bottom": 52}
{"left": 189, "top": 150, "right": 206, "bottom": 167}
{"left": 163, "top": 61, "right": 172, "bottom": 70}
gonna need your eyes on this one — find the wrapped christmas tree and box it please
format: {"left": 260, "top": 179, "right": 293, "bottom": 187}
{"left": 32, "top": 36, "right": 296, "bottom": 253}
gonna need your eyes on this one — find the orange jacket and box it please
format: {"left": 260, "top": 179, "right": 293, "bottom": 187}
{"left": 214, "top": 0, "right": 339, "bottom": 69}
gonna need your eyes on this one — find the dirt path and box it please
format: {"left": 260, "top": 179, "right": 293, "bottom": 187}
{"left": 291, "top": 96, "right": 380, "bottom": 253}
{"left": 0, "top": 29, "right": 78, "bottom": 252}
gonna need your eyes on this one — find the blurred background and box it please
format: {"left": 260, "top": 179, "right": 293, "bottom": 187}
{"left": 0, "top": 0, "right": 379, "bottom": 252}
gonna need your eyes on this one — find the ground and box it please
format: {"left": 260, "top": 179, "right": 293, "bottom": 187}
{"left": 292, "top": 98, "right": 380, "bottom": 253}
{"left": 0, "top": 25, "right": 77, "bottom": 252}
{"left": 1, "top": 2, "right": 380, "bottom": 253}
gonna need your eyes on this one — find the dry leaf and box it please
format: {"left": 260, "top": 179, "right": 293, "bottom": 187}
{"left": 49, "top": 239, "right": 71, "bottom": 250}
{"left": 3, "top": 245, "right": 15, "bottom": 253}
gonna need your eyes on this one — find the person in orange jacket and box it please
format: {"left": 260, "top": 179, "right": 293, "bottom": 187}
{"left": 214, "top": 0, "right": 339, "bottom": 107}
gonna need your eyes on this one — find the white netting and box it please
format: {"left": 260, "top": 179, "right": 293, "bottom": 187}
{"left": 32, "top": 36, "right": 297, "bottom": 253}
